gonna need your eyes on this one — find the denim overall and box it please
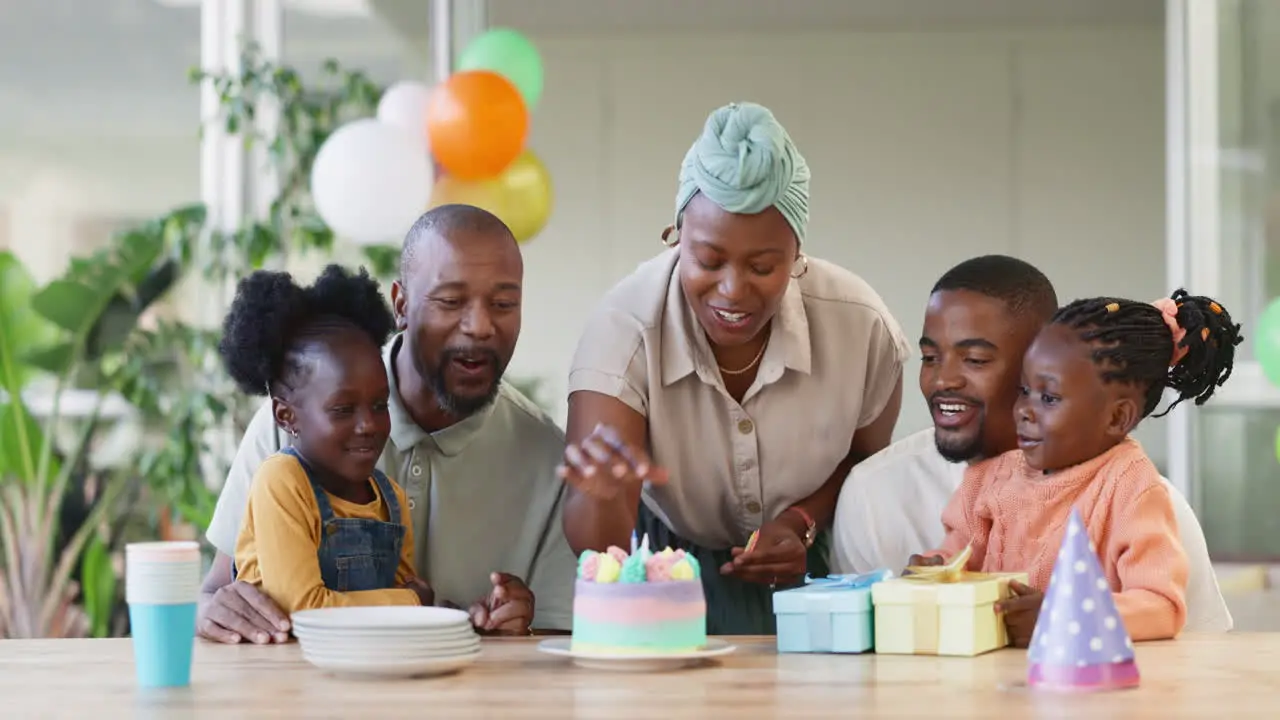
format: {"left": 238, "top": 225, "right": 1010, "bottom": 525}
{"left": 282, "top": 447, "right": 406, "bottom": 592}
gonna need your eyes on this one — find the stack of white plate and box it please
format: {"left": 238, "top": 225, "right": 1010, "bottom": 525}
{"left": 292, "top": 606, "right": 481, "bottom": 679}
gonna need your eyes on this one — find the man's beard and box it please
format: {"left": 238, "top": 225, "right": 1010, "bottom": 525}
{"left": 934, "top": 416, "right": 986, "bottom": 463}
{"left": 422, "top": 347, "right": 505, "bottom": 418}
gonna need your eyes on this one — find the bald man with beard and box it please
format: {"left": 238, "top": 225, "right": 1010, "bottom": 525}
{"left": 197, "top": 205, "right": 577, "bottom": 643}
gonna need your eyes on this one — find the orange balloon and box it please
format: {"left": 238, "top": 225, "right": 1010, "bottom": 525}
{"left": 426, "top": 70, "right": 529, "bottom": 180}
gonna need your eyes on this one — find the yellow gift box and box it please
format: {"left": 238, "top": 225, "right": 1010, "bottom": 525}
{"left": 870, "top": 545, "right": 1028, "bottom": 657}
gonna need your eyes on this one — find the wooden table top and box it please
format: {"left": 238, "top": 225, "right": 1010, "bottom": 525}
{"left": 4, "top": 634, "right": 1276, "bottom": 718}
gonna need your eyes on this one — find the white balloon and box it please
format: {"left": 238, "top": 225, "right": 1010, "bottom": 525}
{"left": 376, "top": 80, "right": 433, "bottom": 135}
{"left": 310, "top": 118, "right": 433, "bottom": 246}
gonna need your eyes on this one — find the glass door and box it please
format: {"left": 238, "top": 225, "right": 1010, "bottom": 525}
{"left": 1170, "top": 0, "right": 1280, "bottom": 561}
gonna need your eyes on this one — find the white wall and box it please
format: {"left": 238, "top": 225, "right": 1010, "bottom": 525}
{"left": 1, "top": 11, "right": 1168, "bottom": 468}
{"left": 0, "top": 136, "right": 198, "bottom": 282}
{"left": 513, "top": 26, "right": 1168, "bottom": 466}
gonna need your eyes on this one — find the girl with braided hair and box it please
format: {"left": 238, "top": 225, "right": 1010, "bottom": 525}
{"left": 913, "top": 289, "right": 1242, "bottom": 646}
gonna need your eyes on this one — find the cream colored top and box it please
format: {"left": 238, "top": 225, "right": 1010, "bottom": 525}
{"left": 206, "top": 334, "right": 577, "bottom": 630}
{"left": 568, "top": 248, "right": 910, "bottom": 549}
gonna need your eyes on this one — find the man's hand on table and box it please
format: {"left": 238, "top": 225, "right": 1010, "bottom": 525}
{"left": 466, "top": 572, "right": 536, "bottom": 636}
{"left": 198, "top": 581, "right": 291, "bottom": 644}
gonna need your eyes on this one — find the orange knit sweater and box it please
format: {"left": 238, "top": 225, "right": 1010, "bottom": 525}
{"left": 933, "top": 438, "right": 1188, "bottom": 641}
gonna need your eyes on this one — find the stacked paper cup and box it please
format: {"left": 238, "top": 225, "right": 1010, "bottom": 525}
{"left": 126, "top": 541, "right": 202, "bottom": 688}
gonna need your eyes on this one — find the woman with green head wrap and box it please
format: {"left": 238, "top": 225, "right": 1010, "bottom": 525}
{"left": 559, "top": 102, "right": 910, "bottom": 634}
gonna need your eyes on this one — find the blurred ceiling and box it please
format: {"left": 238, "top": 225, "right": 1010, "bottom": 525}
{"left": 0, "top": 0, "right": 1162, "bottom": 137}
{"left": 388, "top": 0, "right": 1162, "bottom": 35}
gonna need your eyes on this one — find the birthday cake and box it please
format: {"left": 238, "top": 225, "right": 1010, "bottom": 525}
{"left": 571, "top": 536, "right": 707, "bottom": 654}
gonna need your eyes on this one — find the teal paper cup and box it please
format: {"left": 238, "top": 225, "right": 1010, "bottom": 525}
{"left": 128, "top": 602, "right": 198, "bottom": 688}
{"left": 126, "top": 542, "right": 201, "bottom": 689}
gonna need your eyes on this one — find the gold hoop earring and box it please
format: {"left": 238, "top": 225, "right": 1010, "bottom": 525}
{"left": 791, "top": 255, "right": 810, "bottom": 279}
{"left": 661, "top": 225, "right": 679, "bottom": 248}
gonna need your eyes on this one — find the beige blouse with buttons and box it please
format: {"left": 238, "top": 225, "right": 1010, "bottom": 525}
{"left": 568, "top": 248, "right": 910, "bottom": 550}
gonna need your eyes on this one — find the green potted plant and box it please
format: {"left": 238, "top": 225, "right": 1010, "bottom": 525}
{"left": 0, "top": 229, "right": 174, "bottom": 637}
{"left": 0, "top": 42, "right": 552, "bottom": 638}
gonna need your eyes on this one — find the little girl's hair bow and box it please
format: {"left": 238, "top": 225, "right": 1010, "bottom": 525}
{"left": 1150, "top": 298, "right": 1189, "bottom": 367}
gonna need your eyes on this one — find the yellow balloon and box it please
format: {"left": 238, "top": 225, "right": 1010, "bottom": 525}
{"left": 429, "top": 175, "right": 508, "bottom": 218}
{"left": 427, "top": 150, "right": 553, "bottom": 243}
{"left": 496, "top": 150, "right": 553, "bottom": 243}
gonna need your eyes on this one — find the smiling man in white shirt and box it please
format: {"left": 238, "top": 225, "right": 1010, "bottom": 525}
{"left": 830, "top": 255, "right": 1233, "bottom": 633}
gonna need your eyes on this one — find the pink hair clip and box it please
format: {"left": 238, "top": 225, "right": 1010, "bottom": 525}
{"left": 1150, "top": 298, "right": 1189, "bottom": 367}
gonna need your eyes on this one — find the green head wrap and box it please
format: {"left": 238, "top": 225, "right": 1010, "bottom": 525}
{"left": 674, "top": 102, "right": 810, "bottom": 244}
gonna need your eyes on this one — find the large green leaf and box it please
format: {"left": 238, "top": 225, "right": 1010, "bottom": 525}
{"left": 79, "top": 534, "right": 116, "bottom": 638}
{"left": 20, "top": 345, "right": 74, "bottom": 376}
{"left": 84, "top": 295, "right": 139, "bottom": 359}
{"left": 37, "top": 210, "right": 194, "bottom": 370}
{"left": 0, "top": 398, "right": 46, "bottom": 483}
{"left": 4, "top": 246, "right": 135, "bottom": 490}
{"left": 30, "top": 280, "right": 109, "bottom": 335}
{"left": 0, "top": 252, "right": 59, "bottom": 391}
{"left": 0, "top": 252, "right": 58, "bottom": 482}
{"left": 24, "top": 277, "right": 130, "bottom": 377}
{"left": 132, "top": 259, "right": 180, "bottom": 311}
{"left": 27, "top": 244, "right": 138, "bottom": 374}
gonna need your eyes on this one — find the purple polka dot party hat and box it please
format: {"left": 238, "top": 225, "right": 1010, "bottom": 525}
{"left": 1027, "top": 507, "right": 1139, "bottom": 692}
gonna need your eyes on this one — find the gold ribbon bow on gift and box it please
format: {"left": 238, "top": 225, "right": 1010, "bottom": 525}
{"left": 902, "top": 544, "right": 991, "bottom": 583}
{"left": 896, "top": 544, "right": 1000, "bottom": 654}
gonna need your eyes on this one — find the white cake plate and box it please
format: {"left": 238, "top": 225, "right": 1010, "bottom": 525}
{"left": 301, "top": 649, "right": 482, "bottom": 680}
{"left": 536, "top": 638, "right": 736, "bottom": 672}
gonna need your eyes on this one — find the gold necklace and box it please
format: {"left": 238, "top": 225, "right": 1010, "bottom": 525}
{"left": 717, "top": 340, "right": 768, "bottom": 376}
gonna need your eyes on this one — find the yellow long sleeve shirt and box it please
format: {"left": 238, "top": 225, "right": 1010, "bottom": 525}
{"left": 234, "top": 453, "right": 419, "bottom": 612}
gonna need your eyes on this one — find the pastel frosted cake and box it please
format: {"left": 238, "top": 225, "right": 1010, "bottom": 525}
{"left": 571, "top": 536, "right": 707, "bottom": 654}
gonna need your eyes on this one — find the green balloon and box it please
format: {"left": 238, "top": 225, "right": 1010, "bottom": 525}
{"left": 1257, "top": 297, "right": 1280, "bottom": 385}
{"left": 457, "top": 28, "right": 544, "bottom": 112}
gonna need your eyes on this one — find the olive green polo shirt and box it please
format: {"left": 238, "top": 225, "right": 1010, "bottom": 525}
{"left": 205, "top": 334, "right": 575, "bottom": 630}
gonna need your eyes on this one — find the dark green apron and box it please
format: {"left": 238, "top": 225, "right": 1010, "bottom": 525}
{"left": 635, "top": 502, "right": 830, "bottom": 635}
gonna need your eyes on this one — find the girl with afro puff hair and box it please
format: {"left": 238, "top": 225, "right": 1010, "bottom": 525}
{"left": 219, "top": 264, "right": 434, "bottom": 613}
{"left": 915, "top": 289, "right": 1242, "bottom": 647}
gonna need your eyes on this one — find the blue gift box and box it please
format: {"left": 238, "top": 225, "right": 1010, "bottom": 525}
{"left": 772, "top": 570, "right": 892, "bottom": 654}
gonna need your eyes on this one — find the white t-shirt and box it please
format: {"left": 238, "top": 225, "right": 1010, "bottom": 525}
{"left": 831, "top": 428, "right": 1233, "bottom": 633}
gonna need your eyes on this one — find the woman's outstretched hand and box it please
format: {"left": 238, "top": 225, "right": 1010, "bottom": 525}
{"left": 557, "top": 423, "right": 669, "bottom": 500}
